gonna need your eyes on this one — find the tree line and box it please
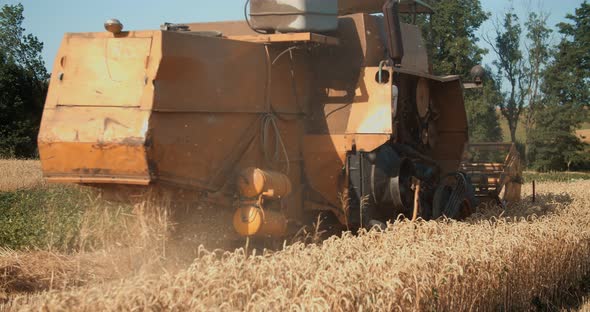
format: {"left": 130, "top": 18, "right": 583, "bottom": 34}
{"left": 0, "top": 4, "right": 47, "bottom": 158}
{"left": 0, "top": 2, "right": 588, "bottom": 171}
{"left": 419, "top": 0, "right": 589, "bottom": 171}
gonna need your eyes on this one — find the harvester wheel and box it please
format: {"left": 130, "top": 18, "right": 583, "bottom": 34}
{"left": 367, "top": 219, "right": 386, "bottom": 231}
{"left": 432, "top": 173, "right": 476, "bottom": 220}
{"left": 432, "top": 184, "right": 451, "bottom": 219}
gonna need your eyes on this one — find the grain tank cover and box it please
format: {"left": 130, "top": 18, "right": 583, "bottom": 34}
{"left": 249, "top": 0, "right": 338, "bottom": 33}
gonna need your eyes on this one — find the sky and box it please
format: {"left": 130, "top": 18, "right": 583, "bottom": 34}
{"left": 3, "top": 0, "right": 586, "bottom": 71}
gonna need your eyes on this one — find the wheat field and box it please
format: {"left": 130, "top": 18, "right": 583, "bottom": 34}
{"left": 1, "top": 182, "right": 589, "bottom": 310}
{"left": 1, "top": 160, "right": 590, "bottom": 310}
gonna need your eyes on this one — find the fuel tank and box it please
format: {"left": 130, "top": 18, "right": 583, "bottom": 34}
{"left": 249, "top": 0, "right": 338, "bottom": 33}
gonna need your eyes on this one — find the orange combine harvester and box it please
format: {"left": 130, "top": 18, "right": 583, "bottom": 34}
{"left": 38, "top": 0, "right": 522, "bottom": 238}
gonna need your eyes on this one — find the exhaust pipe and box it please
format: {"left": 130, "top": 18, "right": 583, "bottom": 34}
{"left": 382, "top": 0, "right": 404, "bottom": 65}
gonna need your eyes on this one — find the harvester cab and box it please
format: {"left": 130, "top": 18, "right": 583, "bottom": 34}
{"left": 37, "top": 0, "right": 519, "bottom": 239}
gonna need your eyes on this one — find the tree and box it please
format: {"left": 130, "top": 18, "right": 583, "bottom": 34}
{"left": 464, "top": 69, "right": 503, "bottom": 143}
{"left": 485, "top": 10, "right": 552, "bottom": 147}
{"left": 416, "top": 0, "right": 502, "bottom": 142}
{"left": 0, "top": 4, "right": 47, "bottom": 158}
{"left": 0, "top": 3, "right": 46, "bottom": 81}
{"left": 522, "top": 12, "right": 552, "bottom": 153}
{"left": 528, "top": 104, "right": 585, "bottom": 171}
{"left": 419, "top": 0, "right": 490, "bottom": 79}
{"left": 542, "top": 1, "right": 589, "bottom": 109}
{"left": 486, "top": 13, "right": 525, "bottom": 144}
{"left": 529, "top": 1, "right": 590, "bottom": 171}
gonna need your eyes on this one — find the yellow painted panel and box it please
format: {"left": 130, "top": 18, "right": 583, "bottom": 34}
{"left": 39, "top": 142, "right": 150, "bottom": 181}
{"left": 346, "top": 67, "right": 393, "bottom": 134}
{"left": 39, "top": 107, "right": 150, "bottom": 143}
{"left": 38, "top": 106, "right": 151, "bottom": 185}
{"left": 56, "top": 37, "right": 152, "bottom": 107}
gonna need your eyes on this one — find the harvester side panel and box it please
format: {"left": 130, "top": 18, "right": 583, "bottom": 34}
{"left": 428, "top": 79, "right": 469, "bottom": 174}
{"left": 38, "top": 107, "right": 152, "bottom": 184}
{"left": 39, "top": 31, "right": 162, "bottom": 185}
{"left": 146, "top": 32, "right": 310, "bottom": 220}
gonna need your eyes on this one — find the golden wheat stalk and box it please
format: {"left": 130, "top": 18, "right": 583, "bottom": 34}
{"left": 2, "top": 180, "right": 588, "bottom": 311}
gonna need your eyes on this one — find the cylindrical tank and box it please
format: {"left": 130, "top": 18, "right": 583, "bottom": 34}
{"left": 237, "top": 167, "right": 292, "bottom": 199}
{"left": 233, "top": 205, "right": 288, "bottom": 237}
{"left": 249, "top": 0, "right": 338, "bottom": 33}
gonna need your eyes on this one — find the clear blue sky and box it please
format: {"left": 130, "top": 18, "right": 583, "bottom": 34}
{"left": 3, "top": 0, "right": 586, "bottom": 71}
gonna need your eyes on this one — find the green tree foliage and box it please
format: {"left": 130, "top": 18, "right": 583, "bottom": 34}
{"left": 420, "top": 0, "right": 489, "bottom": 78}
{"left": 542, "top": 2, "right": 589, "bottom": 108}
{"left": 487, "top": 13, "right": 525, "bottom": 143}
{"left": 416, "top": 0, "right": 502, "bottom": 142}
{"left": 486, "top": 11, "right": 552, "bottom": 148}
{"left": 529, "top": 1, "right": 590, "bottom": 171}
{"left": 528, "top": 104, "right": 586, "bottom": 171}
{"left": 0, "top": 4, "right": 47, "bottom": 158}
{"left": 464, "top": 68, "right": 503, "bottom": 143}
{"left": 522, "top": 13, "right": 552, "bottom": 145}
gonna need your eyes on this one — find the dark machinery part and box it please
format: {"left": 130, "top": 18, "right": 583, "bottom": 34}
{"left": 347, "top": 144, "right": 417, "bottom": 228}
{"left": 369, "top": 145, "right": 415, "bottom": 215}
{"left": 470, "top": 65, "right": 486, "bottom": 83}
{"left": 382, "top": 0, "right": 405, "bottom": 64}
{"left": 160, "top": 23, "right": 190, "bottom": 32}
{"left": 432, "top": 172, "right": 477, "bottom": 220}
{"left": 347, "top": 150, "right": 364, "bottom": 226}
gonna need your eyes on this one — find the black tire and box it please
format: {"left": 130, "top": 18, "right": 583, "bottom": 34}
{"left": 432, "top": 180, "right": 475, "bottom": 220}
{"left": 367, "top": 219, "right": 386, "bottom": 231}
{"left": 432, "top": 185, "right": 451, "bottom": 219}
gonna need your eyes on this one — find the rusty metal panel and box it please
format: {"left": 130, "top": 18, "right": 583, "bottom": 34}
{"left": 303, "top": 135, "right": 346, "bottom": 207}
{"left": 311, "top": 14, "right": 386, "bottom": 97}
{"left": 39, "top": 31, "right": 162, "bottom": 185}
{"left": 40, "top": 142, "right": 150, "bottom": 185}
{"left": 431, "top": 80, "right": 468, "bottom": 132}
{"left": 153, "top": 32, "right": 267, "bottom": 113}
{"left": 149, "top": 113, "right": 263, "bottom": 190}
{"left": 39, "top": 107, "right": 150, "bottom": 143}
{"left": 38, "top": 107, "right": 151, "bottom": 183}
{"left": 149, "top": 112, "right": 304, "bottom": 192}
{"left": 307, "top": 14, "right": 393, "bottom": 136}
{"left": 310, "top": 66, "right": 393, "bottom": 136}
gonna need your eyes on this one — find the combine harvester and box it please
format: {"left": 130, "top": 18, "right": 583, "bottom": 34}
{"left": 38, "top": 0, "right": 522, "bottom": 238}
